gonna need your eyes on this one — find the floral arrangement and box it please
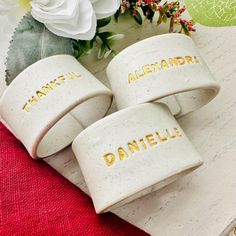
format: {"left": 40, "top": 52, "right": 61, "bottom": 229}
{"left": 1, "top": 0, "right": 235, "bottom": 85}
{"left": 1, "top": 0, "right": 195, "bottom": 58}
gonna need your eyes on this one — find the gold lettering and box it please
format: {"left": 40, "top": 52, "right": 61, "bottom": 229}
{"left": 67, "top": 72, "right": 80, "bottom": 80}
{"left": 128, "top": 73, "right": 136, "bottom": 83}
{"left": 58, "top": 75, "right": 66, "bottom": 82}
{"left": 161, "top": 60, "right": 169, "bottom": 69}
{"left": 128, "top": 55, "right": 199, "bottom": 85}
{"left": 22, "top": 72, "right": 80, "bottom": 113}
{"left": 174, "top": 127, "right": 183, "bottom": 137}
{"left": 166, "top": 129, "right": 176, "bottom": 139}
{"left": 42, "top": 84, "right": 53, "bottom": 94}
{"left": 146, "top": 134, "right": 158, "bottom": 147}
{"left": 36, "top": 90, "right": 46, "bottom": 100}
{"left": 151, "top": 63, "right": 161, "bottom": 72}
{"left": 50, "top": 79, "right": 61, "bottom": 88}
{"left": 135, "top": 70, "right": 145, "bottom": 79}
{"left": 139, "top": 139, "right": 147, "bottom": 150}
{"left": 169, "top": 57, "right": 179, "bottom": 66}
{"left": 118, "top": 147, "right": 129, "bottom": 160}
{"left": 142, "top": 65, "right": 152, "bottom": 75}
{"left": 156, "top": 132, "right": 167, "bottom": 142}
{"left": 128, "top": 140, "right": 140, "bottom": 154}
{"left": 28, "top": 96, "right": 38, "bottom": 106}
{"left": 101, "top": 127, "right": 184, "bottom": 167}
{"left": 22, "top": 103, "right": 30, "bottom": 112}
{"left": 185, "top": 56, "right": 194, "bottom": 64}
{"left": 176, "top": 57, "right": 185, "bottom": 65}
{"left": 104, "top": 153, "right": 116, "bottom": 167}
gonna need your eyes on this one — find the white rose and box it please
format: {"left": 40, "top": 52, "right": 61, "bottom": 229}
{"left": 91, "top": 0, "right": 121, "bottom": 19}
{"left": 31, "top": 0, "right": 121, "bottom": 40}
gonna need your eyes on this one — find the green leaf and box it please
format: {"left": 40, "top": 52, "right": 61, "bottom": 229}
{"left": 98, "top": 43, "right": 106, "bottom": 59}
{"left": 97, "top": 17, "right": 111, "bottom": 28}
{"left": 97, "top": 32, "right": 114, "bottom": 41}
{"left": 162, "top": 14, "right": 168, "bottom": 23}
{"left": 114, "top": 8, "right": 121, "bottom": 22}
{"left": 72, "top": 39, "right": 93, "bottom": 58}
{"left": 181, "top": 22, "right": 190, "bottom": 35}
{"left": 5, "top": 13, "right": 73, "bottom": 85}
{"left": 185, "top": 0, "right": 236, "bottom": 27}
{"left": 107, "top": 34, "right": 124, "bottom": 41}
{"left": 157, "top": 12, "right": 163, "bottom": 25}
{"left": 133, "top": 11, "right": 143, "bottom": 25}
{"left": 97, "top": 31, "right": 123, "bottom": 47}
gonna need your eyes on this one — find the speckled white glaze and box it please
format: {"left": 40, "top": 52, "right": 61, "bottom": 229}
{"left": 0, "top": 55, "right": 113, "bottom": 159}
{"left": 72, "top": 103, "right": 203, "bottom": 213}
{"left": 107, "top": 34, "right": 220, "bottom": 117}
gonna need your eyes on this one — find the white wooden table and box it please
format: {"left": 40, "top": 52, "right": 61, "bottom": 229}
{"left": 1, "top": 10, "right": 236, "bottom": 236}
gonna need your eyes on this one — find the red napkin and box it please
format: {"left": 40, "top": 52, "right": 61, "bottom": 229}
{"left": 0, "top": 123, "right": 149, "bottom": 235}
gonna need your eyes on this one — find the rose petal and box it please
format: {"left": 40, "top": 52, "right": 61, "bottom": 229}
{"left": 92, "top": 0, "right": 120, "bottom": 19}
{"left": 46, "top": 2, "right": 93, "bottom": 34}
{"left": 32, "top": 0, "right": 65, "bottom": 11}
{"left": 31, "top": 0, "right": 78, "bottom": 22}
{"left": 45, "top": 0, "right": 97, "bottom": 40}
{"left": 33, "top": 0, "right": 50, "bottom": 5}
{"left": 46, "top": 13, "right": 97, "bottom": 40}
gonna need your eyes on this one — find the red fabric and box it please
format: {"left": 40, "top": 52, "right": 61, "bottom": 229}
{"left": 0, "top": 122, "right": 149, "bottom": 236}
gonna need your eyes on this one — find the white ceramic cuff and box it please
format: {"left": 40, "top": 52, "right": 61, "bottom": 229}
{"left": 72, "top": 103, "right": 203, "bottom": 213}
{"left": 0, "top": 55, "right": 113, "bottom": 159}
{"left": 107, "top": 34, "right": 220, "bottom": 117}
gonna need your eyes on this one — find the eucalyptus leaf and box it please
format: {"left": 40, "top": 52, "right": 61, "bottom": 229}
{"left": 185, "top": 0, "right": 236, "bottom": 27}
{"left": 5, "top": 13, "right": 74, "bottom": 85}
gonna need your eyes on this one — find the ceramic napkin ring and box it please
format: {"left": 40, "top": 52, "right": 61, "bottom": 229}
{"left": 72, "top": 103, "right": 203, "bottom": 213}
{"left": 0, "top": 55, "right": 113, "bottom": 159}
{"left": 107, "top": 33, "right": 220, "bottom": 117}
